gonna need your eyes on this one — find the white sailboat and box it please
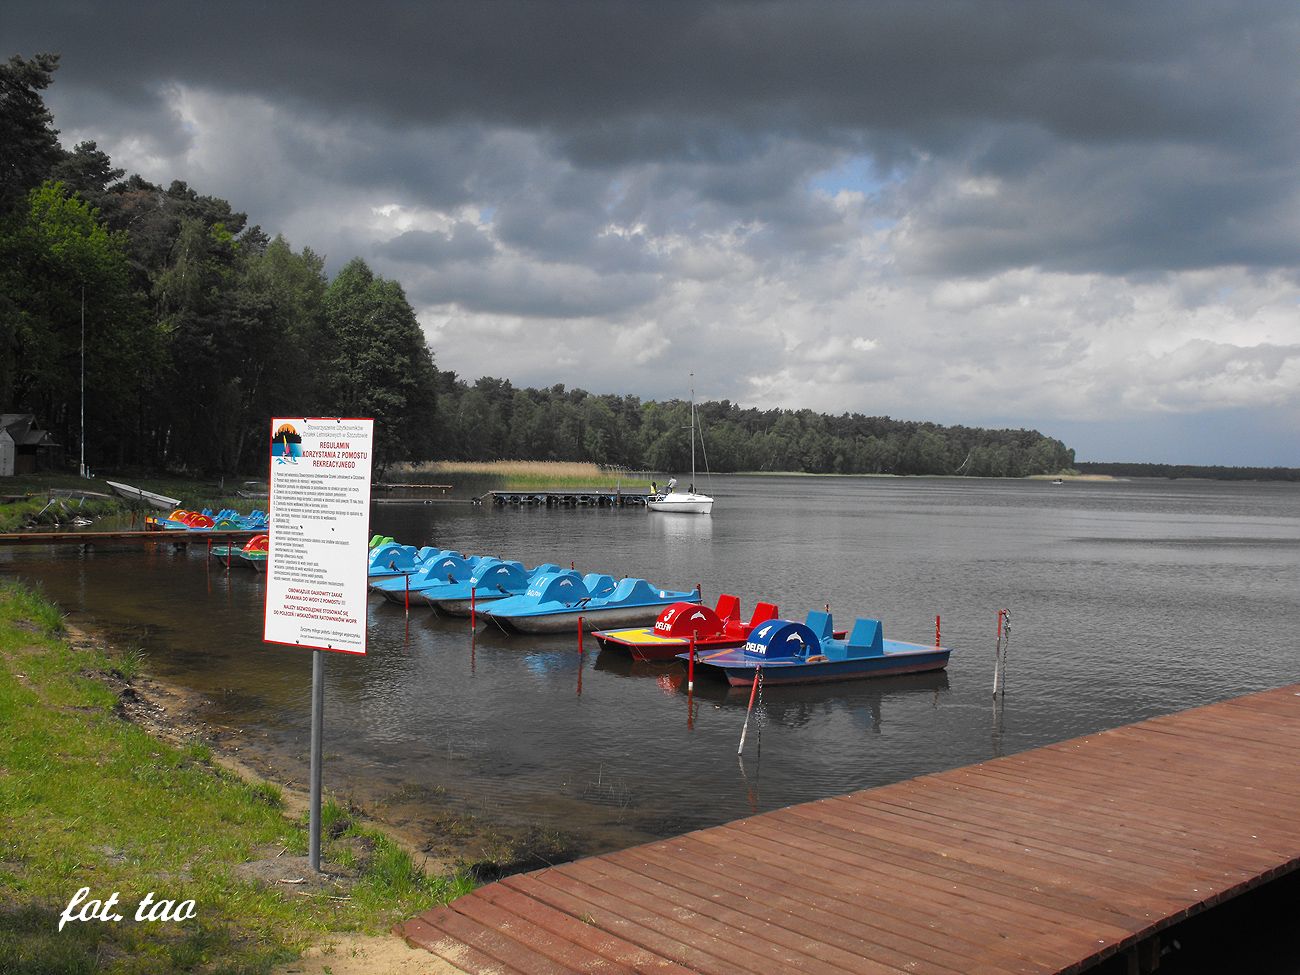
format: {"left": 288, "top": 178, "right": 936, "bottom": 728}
{"left": 647, "top": 379, "right": 714, "bottom": 515}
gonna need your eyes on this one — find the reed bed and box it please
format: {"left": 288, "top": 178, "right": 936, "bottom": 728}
{"left": 393, "top": 460, "right": 652, "bottom": 491}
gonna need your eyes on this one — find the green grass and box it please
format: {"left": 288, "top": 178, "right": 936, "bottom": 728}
{"left": 0, "top": 580, "right": 473, "bottom": 974}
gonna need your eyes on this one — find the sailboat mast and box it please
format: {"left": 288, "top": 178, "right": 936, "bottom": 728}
{"left": 690, "top": 374, "right": 696, "bottom": 486}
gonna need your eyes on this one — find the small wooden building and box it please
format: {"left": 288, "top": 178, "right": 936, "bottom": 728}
{"left": 0, "top": 414, "right": 60, "bottom": 476}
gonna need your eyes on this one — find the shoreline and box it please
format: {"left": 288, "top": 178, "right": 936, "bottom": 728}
{"left": 63, "top": 616, "right": 576, "bottom": 884}
{"left": 729, "top": 470, "right": 1122, "bottom": 481}
{"left": 0, "top": 582, "right": 474, "bottom": 972}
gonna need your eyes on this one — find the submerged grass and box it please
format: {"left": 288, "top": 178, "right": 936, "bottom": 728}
{"left": 0, "top": 580, "right": 473, "bottom": 974}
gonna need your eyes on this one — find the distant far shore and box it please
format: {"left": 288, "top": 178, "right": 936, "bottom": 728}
{"left": 730, "top": 470, "right": 1119, "bottom": 481}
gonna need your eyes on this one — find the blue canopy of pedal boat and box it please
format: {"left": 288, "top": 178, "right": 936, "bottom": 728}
{"left": 370, "top": 553, "right": 484, "bottom": 594}
{"left": 367, "top": 544, "right": 445, "bottom": 578}
{"left": 481, "top": 572, "right": 698, "bottom": 621}
{"left": 424, "top": 561, "right": 562, "bottom": 603}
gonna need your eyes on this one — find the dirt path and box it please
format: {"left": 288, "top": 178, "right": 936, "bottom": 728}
{"left": 273, "top": 934, "right": 464, "bottom": 974}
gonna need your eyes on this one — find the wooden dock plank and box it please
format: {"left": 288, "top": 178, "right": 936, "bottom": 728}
{"left": 669, "top": 828, "right": 1058, "bottom": 974}
{"left": 771, "top": 803, "right": 1155, "bottom": 942}
{"left": 1002, "top": 747, "right": 1300, "bottom": 830}
{"left": 399, "top": 683, "right": 1300, "bottom": 973}
{"left": 619, "top": 838, "right": 1015, "bottom": 975}
{"left": 586, "top": 852, "right": 934, "bottom": 975}
{"left": 475, "top": 884, "right": 699, "bottom": 975}
{"left": 555, "top": 858, "right": 889, "bottom": 975}
{"left": 730, "top": 809, "right": 1139, "bottom": 966}
{"left": 868, "top": 775, "right": 1271, "bottom": 876}
{"left": 450, "top": 895, "right": 639, "bottom": 974}
{"left": 504, "top": 871, "right": 764, "bottom": 975}
{"left": 944, "top": 766, "right": 1295, "bottom": 866}
{"left": 966, "top": 758, "right": 1300, "bottom": 856}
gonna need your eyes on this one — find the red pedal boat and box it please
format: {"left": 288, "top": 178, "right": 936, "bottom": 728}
{"left": 593, "top": 594, "right": 779, "bottom": 661}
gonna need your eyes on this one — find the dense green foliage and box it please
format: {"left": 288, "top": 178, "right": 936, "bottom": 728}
{"left": 2, "top": 52, "right": 1076, "bottom": 478}
{"left": 1075, "top": 462, "right": 1300, "bottom": 482}
{"left": 429, "top": 377, "right": 1075, "bottom": 476}
{"left": 0, "top": 54, "right": 438, "bottom": 477}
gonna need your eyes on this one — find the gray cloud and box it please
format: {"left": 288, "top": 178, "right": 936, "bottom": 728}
{"left": 375, "top": 224, "right": 496, "bottom": 267}
{"left": 6, "top": 0, "right": 1300, "bottom": 462}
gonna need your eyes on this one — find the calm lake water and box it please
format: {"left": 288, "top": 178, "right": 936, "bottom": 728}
{"left": 4, "top": 475, "right": 1298, "bottom": 861}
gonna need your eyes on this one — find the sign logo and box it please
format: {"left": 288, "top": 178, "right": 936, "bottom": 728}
{"left": 271, "top": 423, "right": 302, "bottom": 464}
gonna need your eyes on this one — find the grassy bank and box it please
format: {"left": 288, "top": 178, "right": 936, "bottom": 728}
{"left": 0, "top": 474, "right": 267, "bottom": 533}
{"left": 0, "top": 580, "right": 471, "bottom": 974}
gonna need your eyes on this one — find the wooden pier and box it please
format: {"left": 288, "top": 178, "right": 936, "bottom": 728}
{"left": 397, "top": 683, "right": 1300, "bottom": 974}
{"left": 488, "top": 489, "right": 648, "bottom": 508}
{"left": 0, "top": 528, "right": 261, "bottom": 547}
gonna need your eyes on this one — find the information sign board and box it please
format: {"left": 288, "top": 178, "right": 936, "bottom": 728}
{"left": 263, "top": 417, "right": 374, "bottom": 654}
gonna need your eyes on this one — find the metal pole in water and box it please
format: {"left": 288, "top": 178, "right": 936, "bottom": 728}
{"left": 308, "top": 649, "right": 325, "bottom": 871}
{"left": 992, "top": 608, "right": 1010, "bottom": 698}
{"left": 578, "top": 617, "right": 584, "bottom": 655}
{"left": 404, "top": 572, "right": 410, "bottom": 615}
{"left": 992, "top": 611, "right": 1002, "bottom": 697}
{"left": 688, "top": 635, "right": 696, "bottom": 692}
{"left": 470, "top": 586, "right": 476, "bottom": 630}
{"left": 935, "top": 615, "right": 941, "bottom": 647}
{"left": 738, "top": 667, "right": 761, "bottom": 755}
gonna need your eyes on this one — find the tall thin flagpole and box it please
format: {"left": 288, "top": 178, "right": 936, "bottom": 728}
{"left": 80, "top": 286, "right": 85, "bottom": 478}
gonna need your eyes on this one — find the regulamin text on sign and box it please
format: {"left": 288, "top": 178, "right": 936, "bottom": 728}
{"left": 263, "top": 417, "right": 374, "bottom": 655}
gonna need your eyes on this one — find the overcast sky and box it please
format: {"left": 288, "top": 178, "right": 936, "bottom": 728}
{"left": 7, "top": 1, "right": 1299, "bottom": 464}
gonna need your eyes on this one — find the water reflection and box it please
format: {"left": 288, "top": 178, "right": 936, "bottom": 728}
{"left": 646, "top": 510, "right": 715, "bottom": 543}
{"left": 3, "top": 476, "right": 1298, "bottom": 859}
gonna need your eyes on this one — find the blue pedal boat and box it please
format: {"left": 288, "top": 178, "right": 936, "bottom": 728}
{"left": 422, "top": 562, "right": 563, "bottom": 615}
{"left": 682, "top": 611, "right": 952, "bottom": 686}
{"left": 367, "top": 543, "right": 445, "bottom": 581}
{"left": 370, "top": 553, "right": 484, "bottom": 602}
{"left": 479, "top": 571, "right": 699, "bottom": 634}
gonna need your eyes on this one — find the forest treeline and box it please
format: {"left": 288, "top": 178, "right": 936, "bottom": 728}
{"left": 2, "top": 53, "right": 1075, "bottom": 478}
{"left": 431, "top": 375, "right": 1075, "bottom": 476}
{"left": 1076, "top": 463, "right": 1300, "bottom": 482}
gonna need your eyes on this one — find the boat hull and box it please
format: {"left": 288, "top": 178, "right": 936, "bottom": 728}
{"left": 425, "top": 594, "right": 512, "bottom": 616}
{"left": 209, "top": 545, "right": 255, "bottom": 568}
{"left": 711, "top": 651, "right": 950, "bottom": 686}
{"left": 105, "top": 480, "right": 182, "bottom": 511}
{"left": 487, "top": 605, "right": 672, "bottom": 634}
{"left": 646, "top": 493, "right": 713, "bottom": 514}
{"left": 593, "top": 630, "right": 746, "bottom": 660}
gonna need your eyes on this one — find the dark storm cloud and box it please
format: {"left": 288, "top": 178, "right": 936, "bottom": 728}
{"left": 14, "top": 1, "right": 1288, "bottom": 146}
{"left": 9, "top": 0, "right": 1297, "bottom": 277}
{"left": 3, "top": 3, "right": 1280, "bottom": 146}
{"left": 373, "top": 224, "right": 496, "bottom": 267}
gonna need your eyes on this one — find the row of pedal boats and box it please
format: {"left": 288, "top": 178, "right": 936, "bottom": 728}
{"left": 368, "top": 540, "right": 954, "bottom": 686}
{"left": 149, "top": 507, "right": 271, "bottom": 531}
